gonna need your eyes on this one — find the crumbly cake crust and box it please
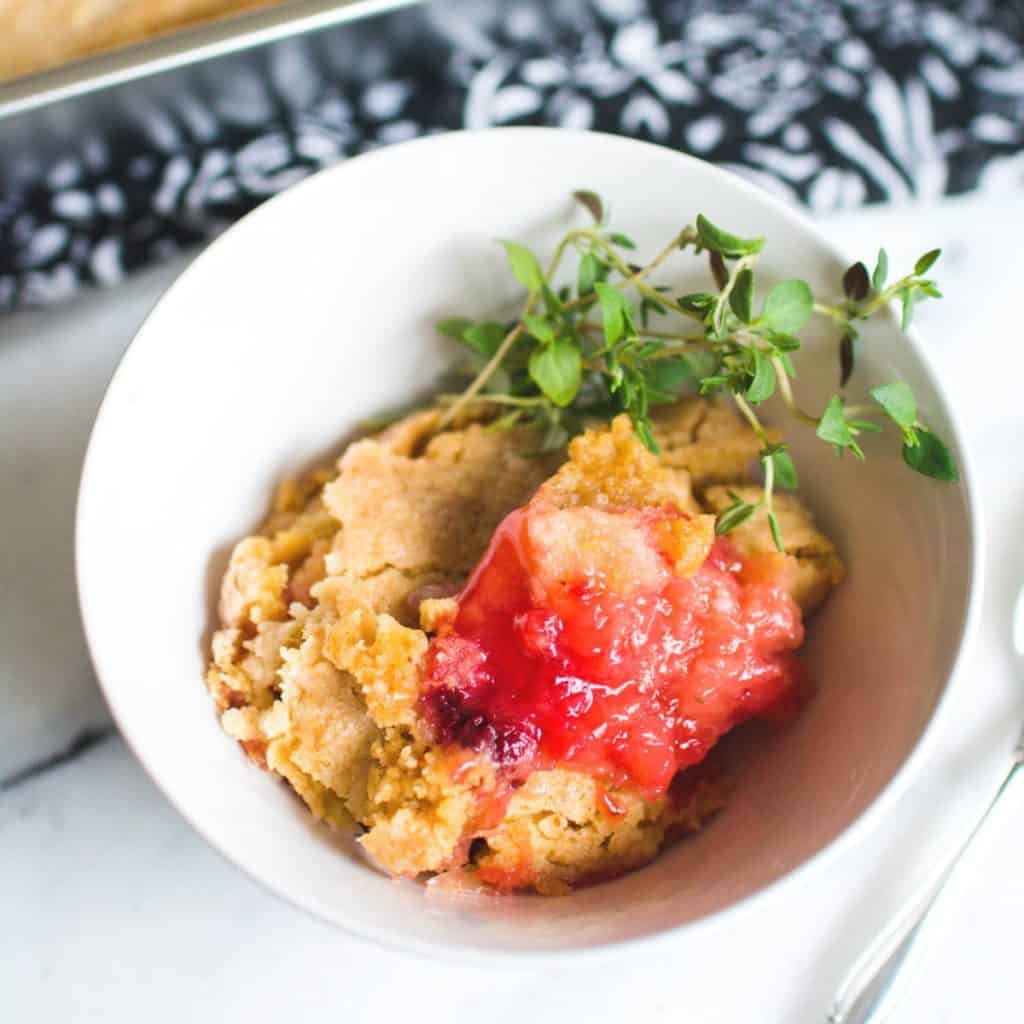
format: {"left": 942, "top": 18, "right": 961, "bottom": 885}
{"left": 206, "top": 399, "right": 844, "bottom": 892}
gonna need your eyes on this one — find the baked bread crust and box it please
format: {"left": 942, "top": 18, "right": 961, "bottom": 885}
{"left": 0, "top": 0, "right": 281, "bottom": 81}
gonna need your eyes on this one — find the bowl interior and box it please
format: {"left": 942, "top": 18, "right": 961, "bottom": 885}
{"left": 77, "top": 129, "right": 975, "bottom": 958}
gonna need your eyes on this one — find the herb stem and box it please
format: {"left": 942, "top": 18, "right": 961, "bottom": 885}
{"left": 438, "top": 224, "right": 601, "bottom": 429}
{"left": 813, "top": 301, "right": 846, "bottom": 320}
{"left": 648, "top": 339, "right": 716, "bottom": 354}
{"left": 815, "top": 274, "right": 923, "bottom": 327}
{"left": 546, "top": 229, "right": 590, "bottom": 279}
{"left": 582, "top": 228, "right": 701, "bottom": 319}
{"left": 437, "top": 393, "right": 546, "bottom": 408}
{"left": 433, "top": 195, "right": 953, "bottom": 500}
{"left": 437, "top": 323, "right": 526, "bottom": 429}
{"left": 594, "top": 227, "right": 693, "bottom": 284}
{"left": 732, "top": 393, "right": 770, "bottom": 445}
{"left": 762, "top": 452, "right": 775, "bottom": 513}
{"left": 577, "top": 320, "right": 708, "bottom": 347}
{"left": 714, "top": 254, "right": 757, "bottom": 334}
{"left": 626, "top": 229, "right": 694, "bottom": 284}
{"left": 863, "top": 278, "right": 916, "bottom": 318}
{"left": 770, "top": 356, "right": 819, "bottom": 426}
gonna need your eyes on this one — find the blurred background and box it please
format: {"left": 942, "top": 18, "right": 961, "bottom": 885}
{"left": 2, "top": 0, "right": 1023, "bottom": 307}
{"left": 2, "top": 2, "right": 1022, "bottom": 1021}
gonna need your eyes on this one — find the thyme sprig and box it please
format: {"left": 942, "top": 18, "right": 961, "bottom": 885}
{"left": 435, "top": 190, "right": 957, "bottom": 549}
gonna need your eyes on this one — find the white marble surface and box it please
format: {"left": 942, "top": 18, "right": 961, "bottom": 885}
{"left": 3, "top": 191, "right": 1023, "bottom": 1022}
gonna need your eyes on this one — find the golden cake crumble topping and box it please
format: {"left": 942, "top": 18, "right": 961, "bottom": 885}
{"left": 207, "top": 399, "right": 844, "bottom": 893}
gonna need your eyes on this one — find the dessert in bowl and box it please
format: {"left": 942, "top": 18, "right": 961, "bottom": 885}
{"left": 208, "top": 403, "right": 843, "bottom": 895}
{"left": 76, "top": 129, "right": 979, "bottom": 957}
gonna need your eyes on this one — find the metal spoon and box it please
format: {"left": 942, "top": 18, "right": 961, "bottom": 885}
{"left": 827, "top": 591, "right": 1024, "bottom": 1024}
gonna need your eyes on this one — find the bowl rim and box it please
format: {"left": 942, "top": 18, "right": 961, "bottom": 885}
{"left": 75, "top": 126, "right": 985, "bottom": 966}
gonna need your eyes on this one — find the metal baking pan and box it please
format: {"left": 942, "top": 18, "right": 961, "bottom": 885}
{"left": 0, "top": 0, "right": 423, "bottom": 117}
{"left": 0, "top": 0, "right": 425, "bottom": 185}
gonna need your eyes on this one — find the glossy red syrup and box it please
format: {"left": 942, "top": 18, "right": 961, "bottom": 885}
{"left": 423, "top": 502, "right": 807, "bottom": 800}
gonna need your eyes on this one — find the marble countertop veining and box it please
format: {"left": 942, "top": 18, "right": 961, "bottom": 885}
{"left": 3, "top": 191, "right": 1023, "bottom": 1022}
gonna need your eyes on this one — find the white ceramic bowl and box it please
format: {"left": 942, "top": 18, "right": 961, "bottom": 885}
{"left": 77, "top": 128, "right": 981, "bottom": 962}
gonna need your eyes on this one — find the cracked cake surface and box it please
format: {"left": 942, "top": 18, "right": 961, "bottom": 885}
{"left": 206, "top": 399, "right": 844, "bottom": 893}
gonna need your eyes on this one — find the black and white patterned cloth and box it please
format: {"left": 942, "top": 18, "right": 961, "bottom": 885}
{"left": 1, "top": 0, "right": 1022, "bottom": 312}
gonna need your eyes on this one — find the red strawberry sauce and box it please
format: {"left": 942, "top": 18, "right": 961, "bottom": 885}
{"left": 422, "top": 502, "right": 807, "bottom": 800}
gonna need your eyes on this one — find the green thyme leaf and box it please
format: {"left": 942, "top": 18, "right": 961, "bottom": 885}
{"left": 633, "top": 416, "right": 659, "bottom": 453}
{"left": 462, "top": 320, "right": 508, "bottom": 356}
{"left": 763, "top": 280, "right": 814, "bottom": 334}
{"left": 696, "top": 214, "right": 765, "bottom": 258}
{"left": 763, "top": 446, "right": 798, "bottom": 490}
{"left": 914, "top": 249, "right": 941, "bottom": 276}
{"left": 872, "top": 248, "right": 888, "bottom": 290}
{"left": 771, "top": 334, "right": 802, "bottom": 352}
{"left": 776, "top": 350, "right": 797, "bottom": 379}
{"left": 438, "top": 193, "right": 953, "bottom": 489}
{"left": 870, "top": 381, "right": 916, "bottom": 431}
{"left": 529, "top": 338, "right": 581, "bottom": 407}
{"left": 633, "top": 341, "right": 663, "bottom": 359}
{"left": 500, "top": 240, "right": 545, "bottom": 292}
{"left": 746, "top": 347, "right": 776, "bottom": 403}
{"left": 901, "top": 289, "right": 917, "bottom": 330}
{"left": 767, "top": 511, "right": 784, "bottom": 553}
{"left": 436, "top": 317, "right": 474, "bottom": 340}
{"left": 643, "top": 359, "right": 692, "bottom": 403}
{"left": 542, "top": 283, "right": 564, "bottom": 316}
{"left": 523, "top": 314, "right": 555, "bottom": 344}
{"left": 640, "top": 295, "right": 667, "bottom": 328}
{"left": 715, "top": 498, "right": 757, "bottom": 535}
{"left": 902, "top": 429, "right": 958, "bottom": 481}
{"left": 678, "top": 292, "right": 717, "bottom": 317}
{"left": 730, "top": 268, "right": 755, "bottom": 323}
{"left": 573, "top": 189, "right": 604, "bottom": 224}
{"left": 699, "top": 375, "right": 728, "bottom": 395}
{"left": 847, "top": 418, "right": 882, "bottom": 434}
{"left": 594, "top": 282, "right": 631, "bottom": 344}
{"left": 684, "top": 350, "right": 721, "bottom": 381}
{"left": 817, "top": 395, "right": 863, "bottom": 457}
{"left": 577, "top": 252, "right": 600, "bottom": 296}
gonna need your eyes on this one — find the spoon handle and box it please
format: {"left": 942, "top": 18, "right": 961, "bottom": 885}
{"left": 827, "top": 752, "right": 1023, "bottom": 1024}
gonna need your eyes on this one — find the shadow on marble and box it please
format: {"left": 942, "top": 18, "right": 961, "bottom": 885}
{"left": 0, "top": 255, "right": 194, "bottom": 782}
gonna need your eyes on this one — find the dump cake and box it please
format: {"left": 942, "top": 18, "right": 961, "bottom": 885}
{"left": 207, "top": 401, "right": 843, "bottom": 893}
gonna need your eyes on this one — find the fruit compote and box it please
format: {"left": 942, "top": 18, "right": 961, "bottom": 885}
{"left": 423, "top": 496, "right": 807, "bottom": 801}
